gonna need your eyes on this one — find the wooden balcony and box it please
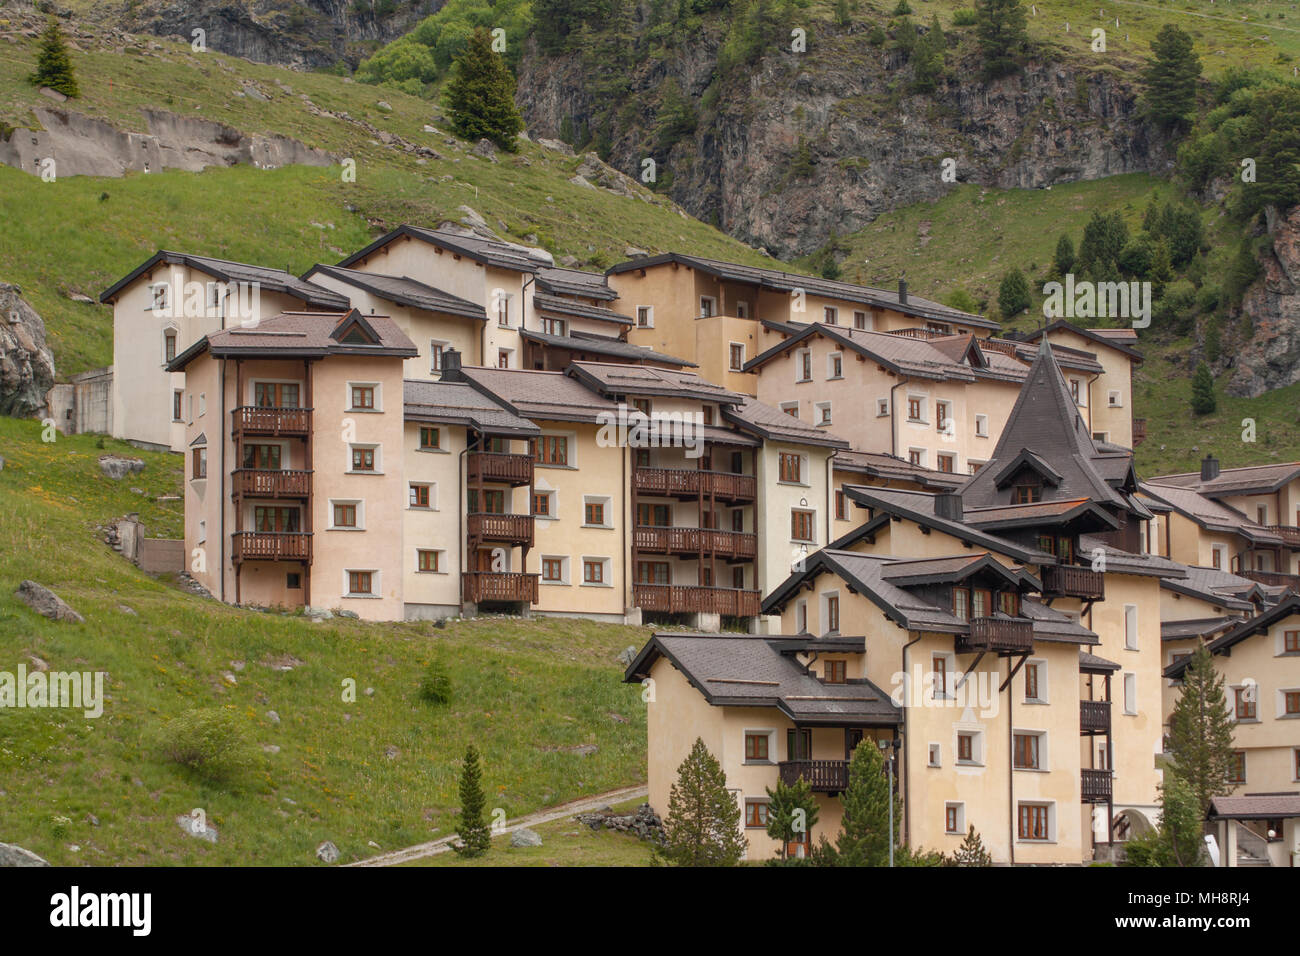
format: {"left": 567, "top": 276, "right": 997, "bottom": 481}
{"left": 467, "top": 512, "right": 534, "bottom": 546}
{"left": 1081, "top": 768, "right": 1113, "bottom": 804}
{"left": 1266, "top": 525, "right": 1300, "bottom": 548}
{"left": 1041, "top": 563, "right": 1105, "bottom": 601}
{"left": 956, "top": 616, "right": 1034, "bottom": 654}
{"left": 231, "top": 531, "right": 311, "bottom": 563}
{"left": 232, "top": 406, "right": 311, "bottom": 437}
{"left": 633, "top": 467, "right": 757, "bottom": 502}
{"left": 1132, "top": 418, "right": 1146, "bottom": 446}
{"left": 467, "top": 451, "right": 534, "bottom": 487}
{"left": 778, "top": 759, "right": 850, "bottom": 794}
{"left": 1239, "top": 569, "right": 1300, "bottom": 590}
{"left": 232, "top": 469, "right": 311, "bottom": 499}
{"left": 633, "top": 584, "right": 762, "bottom": 617}
{"left": 1080, "top": 699, "right": 1111, "bottom": 735}
{"left": 462, "top": 571, "right": 538, "bottom": 604}
{"left": 634, "top": 526, "right": 757, "bottom": 560}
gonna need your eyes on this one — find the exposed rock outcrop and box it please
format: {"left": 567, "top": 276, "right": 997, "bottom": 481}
{"left": 0, "top": 842, "right": 50, "bottom": 867}
{"left": 1227, "top": 205, "right": 1300, "bottom": 398}
{"left": 15, "top": 580, "right": 84, "bottom": 624}
{"left": 0, "top": 283, "right": 56, "bottom": 418}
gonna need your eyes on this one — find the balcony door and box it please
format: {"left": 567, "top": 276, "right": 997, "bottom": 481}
{"left": 254, "top": 382, "right": 299, "bottom": 408}
{"left": 468, "top": 489, "right": 506, "bottom": 514}
{"left": 844, "top": 728, "right": 864, "bottom": 760}
{"left": 254, "top": 506, "right": 300, "bottom": 532}
{"left": 243, "top": 444, "right": 282, "bottom": 470}
{"left": 787, "top": 728, "right": 812, "bottom": 761}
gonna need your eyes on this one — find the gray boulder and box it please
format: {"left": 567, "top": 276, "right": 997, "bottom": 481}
{"left": 471, "top": 138, "right": 498, "bottom": 162}
{"left": 176, "top": 815, "right": 218, "bottom": 843}
{"left": 0, "top": 283, "right": 57, "bottom": 419}
{"left": 15, "top": 580, "right": 84, "bottom": 623}
{"left": 510, "top": 828, "right": 543, "bottom": 848}
{"left": 0, "top": 842, "right": 49, "bottom": 866}
{"left": 98, "top": 455, "right": 145, "bottom": 479}
{"left": 316, "top": 840, "right": 340, "bottom": 863}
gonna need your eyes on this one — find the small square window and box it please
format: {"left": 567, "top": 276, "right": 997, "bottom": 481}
{"left": 417, "top": 550, "right": 439, "bottom": 572}
{"left": 351, "top": 385, "right": 375, "bottom": 410}
{"left": 745, "top": 733, "right": 770, "bottom": 762}
{"left": 347, "top": 570, "right": 373, "bottom": 595}
{"left": 928, "top": 744, "right": 941, "bottom": 768}
{"left": 409, "top": 484, "right": 431, "bottom": 509}
{"left": 351, "top": 447, "right": 376, "bottom": 472}
{"left": 419, "top": 426, "right": 441, "bottom": 450}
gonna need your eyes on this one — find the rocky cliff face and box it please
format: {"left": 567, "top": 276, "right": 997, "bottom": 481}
{"left": 1226, "top": 205, "right": 1300, "bottom": 398}
{"left": 0, "top": 284, "right": 57, "bottom": 419}
{"left": 518, "top": 38, "right": 1168, "bottom": 258}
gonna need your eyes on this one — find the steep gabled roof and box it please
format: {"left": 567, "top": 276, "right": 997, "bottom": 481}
{"left": 167, "top": 309, "right": 417, "bottom": 370}
{"left": 1022, "top": 319, "right": 1144, "bottom": 362}
{"left": 722, "top": 396, "right": 851, "bottom": 450}
{"left": 100, "top": 250, "right": 350, "bottom": 309}
{"left": 302, "top": 264, "right": 487, "bottom": 320}
{"left": 532, "top": 292, "right": 633, "bottom": 326}
{"left": 402, "top": 379, "right": 540, "bottom": 437}
{"left": 337, "top": 225, "right": 555, "bottom": 273}
{"left": 1138, "top": 483, "right": 1286, "bottom": 546}
{"left": 1164, "top": 595, "right": 1300, "bottom": 679}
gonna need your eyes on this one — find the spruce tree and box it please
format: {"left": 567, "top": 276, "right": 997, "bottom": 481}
{"left": 912, "top": 16, "right": 947, "bottom": 93}
{"left": 444, "top": 28, "right": 525, "bottom": 152}
{"left": 1051, "top": 234, "right": 1075, "bottom": 278}
{"left": 661, "top": 738, "right": 747, "bottom": 866}
{"left": 974, "top": 0, "right": 1028, "bottom": 79}
{"left": 836, "top": 741, "right": 898, "bottom": 866}
{"left": 1142, "top": 24, "right": 1201, "bottom": 129}
{"left": 29, "top": 18, "right": 79, "bottom": 98}
{"left": 1190, "top": 362, "right": 1216, "bottom": 415}
{"left": 1123, "top": 773, "right": 1206, "bottom": 867}
{"left": 951, "top": 825, "right": 994, "bottom": 865}
{"left": 452, "top": 744, "right": 492, "bottom": 857}
{"left": 1166, "top": 644, "right": 1236, "bottom": 813}
{"left": 998, "top": 268, "right": 1031, "bottom": 318}
{"left": 764, "top": 775, "right": 820, "bottom": 861}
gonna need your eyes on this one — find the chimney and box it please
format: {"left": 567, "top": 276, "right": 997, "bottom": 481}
{"left": 1201, "top": 454, "right": 1220, "bottom": 483}
{"left": 440, "top": 347, "right": 463, "bottom": 382}
{"left": 934, "top": 492, "right": 963, "bottom": 522}
{"left": 898, "top": 276, "right": 908, "bottom": 305}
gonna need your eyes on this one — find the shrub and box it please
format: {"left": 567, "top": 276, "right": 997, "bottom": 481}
{"left": 418, "top": 660, "right": 453, "bottom": 704}
{"left": 160, "top": 708, "right": 258, "bottom": 784}
{"left": 952, "top": 8, "right": 977, "bottom": 26}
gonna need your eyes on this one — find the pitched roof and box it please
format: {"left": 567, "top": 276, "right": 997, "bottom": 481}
{"left": 1147, "top": 461, "right": 1300, "bottom": 497}
{"left": 746, "top": 323, "right": 979, "bottom": 381}
{"left": 532, "top": 292, "right": 633, "bottom": 325}
{"left": 1079, "top": 651, "right": 1121, "bottom": 673}
{"left": 168, "top": 309, "right": 417, "bottom": 370}
{"left": 337, "top": 224, "right": 556, "bottom": 273}
{"left": 1165, "top": 595, "right": 1300, "bottom": 679}
{"left": 1022, "top": 320, "right": 1144, "bottom": 362}
{"left": 1160, "top": 617, "right": 1245, "bottom": 642}
{"left": 567, "top": 361, "right": 748, "bottom": 403}
{"left": 831, "top": 449, "right": 966, "bottom": 490}
{"left": 1160, "top": 564, "right": 1273, "bottom": 611}
{"left": 457, "top": 366, "right": 621, "bottom": 424}
{"left": 402, "top": 379, "right": 540, "bottom": 437}
{"left": 606, "top": 252, "right": 998, "bottom": 328}
{"left": 1076, "top": 535, "right": 1188, "bottom": 579}
{"left": 1208, "top": 794, "right": 1300, "bottom": 820}
{"left": 722, "top": 396, "right": 851, "bottom": 450}
{"left": 100, "top": 250, "right": 351, "bottom": 308}
{"left": 622, "top": 633, "right": 902, "bottom": 726}
{"left": 518, "top": 329, "right": 694, "bottom": 367}
{"left": 1138, "top": 483, "right": 1286, "bottom": 546}
{"left": 535, "top": 267, "right": 618, "bottom": 301}
{"left": 302, "top": 264, "right": 487, "bottom": 320}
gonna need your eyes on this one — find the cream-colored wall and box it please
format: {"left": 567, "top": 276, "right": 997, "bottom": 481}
{"left": 1045, "top": 329, "right": 1135, "bottom": 447}
{"left": 756, "top": 441, "right": 835, "bottom": 630}
{"left": 1211, "top": 620, "right": 1300, "bottom": 794}
{"left": 181, "top": 352, "right": 225, "bottom": 600}
{"left": 402, "top": 421, "right": 465, "bottom": 617}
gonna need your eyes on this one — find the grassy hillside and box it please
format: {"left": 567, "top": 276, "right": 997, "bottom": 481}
{"left": 0, "top": 31, "right": 771, "bottom": 375}
{"left": 0, "top": 417, "right": 649, "bottom": 865}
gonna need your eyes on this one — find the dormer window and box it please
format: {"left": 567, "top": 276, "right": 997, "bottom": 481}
{"left": 1012, "top": 481, "right": 1041, "bottom": 504}
{"left": 824, "top": 660, "right": 846, "bottom": 684}
{"left": 1037, "top": 535, "right": 1075, "bottom": 563}
{"left": 952, "top": 586, "right": 992, "bottom": 620}
{"left": 998, "top": 591, "right": 1020, "bottom": 616}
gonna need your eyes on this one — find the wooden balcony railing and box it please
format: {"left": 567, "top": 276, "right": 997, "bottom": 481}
{"left": 956, "top": 616, "right": 1034, "bottom": 654}
{"left": 231, "top": 531, "right": 312, "bottom": 563}
{"left": 232, "top": 469, "right": 311, "bottom": 499}
{"left": 1080, "top": 699, "right": 1111, "bottom": 735}
{"left": 1266, "top": 525, "right": 1300, "bottom": 548}
{"left": 467, "top": 451, "right": 534, "bottom": 487}
{"left": 1132, "top": 418, "right": 1146, "bottom": 446}
{"left": 467, "top": 512, "right": 534, "bottom": 546}
{"left": 1239, "top": 569, "right": 1300, "bottom": 591}
{"left": 778, "top": 759, "right": 851, "bottom": 794}
{"left": 1081, "top": 768, "right": 1113, "bottom": 804}
{"left": 462, "top": 571, "right": 538, "bottom": 604}
{"left": 633, "top": 467, "right": 757, "bottom": 502}
{"left": 232, "top": 406, "right": 311, "bottom": 437}
{"left": 1041, "top": 563, "right": 1105, "bottom": 601}
{"left": 633, "top": 584, "right": 762, "bottom": 617}
{"left": 634, "top": 526, "right": 757, "bottom": 560}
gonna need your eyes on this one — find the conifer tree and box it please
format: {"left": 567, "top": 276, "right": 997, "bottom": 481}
{"left": 764, "top": 775, "right": 820, "bottom": 860}
{"left": 998, "top": 268, "right": 1031, "bottom": 318}
{"left": 951, "top": 825, "right": 994, "bottom": 866}
{"left": 661, "top": 738, "right": 747, "bottom": 866}
{"left": 1051, "top": 234, "right": 1075, "bottom": 279}
{"left": 1166, "top": 644, "right": 1236, "bottom": 813}
{"left": 29, "top": 18, "right": 79, "bottom": 98}
{"left": 452, "top": 744, "right": 492, "bottom": 857}
{"left": 1123, "top": 773, "right": 1206, "bottom": 867}
{"left": 1142, "top": 24, "right": 1201, "bottom": 129}
{"left": 974, "top": 0, "right": 1028, "bottom": 79}
{"left": 444, "top": 28, "right": 524, "bottom": 152}
{"left": 1190, "top": 361, "right": 1216, "bottom": 415}
{"left": 836, "top": 741, "right": 898, "bottom": 866}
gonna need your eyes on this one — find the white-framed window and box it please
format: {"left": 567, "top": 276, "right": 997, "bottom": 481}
{"left": 1070, "top": 379, "right": 1086, "bottom": 407}
{"left": 928, "top": 743, "right": 941, "bottom": 768}
{"left": 780, "top": 401, "right": 800, "bottom": 418}
{"left": 823, "top": 306, "right": 838, "bottom": 325}
{"left": 1108, "top": 389, "right": 1123, "bottom": 408}
{"left": 795, "top": 599, "right": 808, "bottom": 633}
{"left": 975, "top": 413, "right": 988, "bottom": 438}
{"left": 329, "top": 498, "right": 365, "bottom": 530}
{"left": 796, "top": 348, "right": 812, "bottom": 382}
{"left": 1012, "top": 729, "right": 1048, "bottom": 771}
{"left": 1016, "top": 802, "right": 1055, "bottom": 843}
{"left": 497, "top": 347, "right": 513, "bottom": 369}
{"left": 343, "top": 568, "right": 380, "bottom": 598}
{"left": 728, "top": 341, "right": 745, "bottom": 372}
{"left": 932, "top": 652, "right": 954, "bottom": 700}
{"left": 408, "top": 482, "right": 436, "bottom": 510}
{"left": 416, "top": 549, "right": 444, "bottom": 573}
{"left": 582, "top": 495, "right": 613, "bottom": 529}
{"left": 150, "top": 281, "right": 169, "bottom": 312}
{"left": 1093, "top": 431, "right": 1109, "bottom": 443}
{"left": 820, "top": 590, "right": 840, "bottom": 636}
{"left": 1211, "top": 544, "right": 1227, "bottom": 570}
{"left": 348, "top": 443, "right": 382, "bottom": 474}
{"left": 1024, "top": 659, "right": 1048, "bottom": 703}
{"left": 429, "top": 339, "right": 449, "bottom": 373}
{"left": 955, "top": 728, "right": 984, "bottom": 766}
{"left": 539, "top": 555, "right": 569, "bottom": 585}
{"left": 1123, "top": 672, "right": 1137, "bottom": 715}
{"left": 347, "top": 381, "right": 381, "bottom": 412}
{"left": 197, "top": 519, "right": 207, "bottom": 544}
{"left": 945, "top": 802, "right": 965, "bottom": 835}
{"left": 876, "top": 397, "right": 890, "bottom": 417}
{"left": 163, "top": 327, "right": 178, "bottom": 363}
{"left": 187, "top": 392, "right": 194, "bottom": 424}
{"left": 495, "top": 291, "right": 513, "bottom": 327}
{"left": 906, "top": 395, "right": 927, "bottom": 423}
{"left": 907, "top": 447, "right": 927, "bottom": 468}
{"left": 533, "top": 488, "right": 556, "bottom": 519}
{"left": 968, "top": 459, "right": 986, "bottom": 475}
{"left": 853, "top": 310, "right": 871, "bottom": 330}
{"left": 699, "top": 295, "right": 717, "bottom": 317}
{"left": 815, "top": 402, "right": 833, "bottom": 426}
{"left": 206, "top": 281, "right": 221, "bottom": 310}
{"left": 743, "top": 728, "right": 776, "bottom": 765}
{"left": 735, "top": 301, "right": 750, "bottom": 319}
{"left": 827, "top": 351, "right": 843, "bottom": 379}
{"left": 581, "top": 555, "right": 612, "bottom": 586}
{"left": 636, "top": 305, "right": 654, "bottom": 328}
{"left": 1124, "top": 604, "right": 1138, "bottom": 650}
{"left": 198, "top": 392, "right": 206, "bottom": 417}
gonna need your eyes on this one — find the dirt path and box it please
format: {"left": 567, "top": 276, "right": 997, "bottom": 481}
{"left": 345, "top": 784, "right": 650, "bottom": 867}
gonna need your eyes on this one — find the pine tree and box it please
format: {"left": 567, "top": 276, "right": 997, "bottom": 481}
{"left": 661, "top": 738, "right": 747, "bottom": 866}
{"left": 1190, "top": 361, "right": 1216, "bottom": 415}
{"left": 1166, "top": 644, "right": 1236, "bottom": 812}
{"left": 1142, "top": 24, "right": 1201, "bottom": 129}
{"left": 1051, "top": 234, "right": 1075, "bottom": 278}
{"left": 998, "top": 268, "right": 1031, "bottom": 318}
{"left": 444, "top": 28, "right": 525, "bottom": 152}
{"left": 452, "top": 744, "right": 492, "bottom": 857}
{"left": 1123, "top": 773, "right": 1206, "bottom": 867}
{"left": 951, "top": 825, "right": 994, "bottom": 865}
{"left": 29, "top": 18, "right": 79, "bottom": 98}
{"left": 974, "top": 0, "right": 1028, "bottom": 80}
{"left": 912, "top": 15, "right": 947, "bottom": 93}
{"left": 836, "top": 741, "right": 898, "bottom": 866}
{"left": 764, "top": 775, "right": 820, "bottom": 860}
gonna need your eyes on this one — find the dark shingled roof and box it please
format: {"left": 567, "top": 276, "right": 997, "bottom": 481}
{"left": 1160, "top": 564, "right": 1274, "bottom": 612}
{"left": 1165, "top": 595, "right": 1300, "bottom": 680}
{"left": 1147, "top": 461, "right": 1300, "bottom": 497}
{"left": 302, "top": 264, "right": 487, "bottom": 320}
{"left": 535, "top": 267, "right": 619, "bottom": 301}
{"left": 1138, "top": 482, "right": 1286, "bottom": 546}
{"left": 723, "top": 396, "right": 851, "bottom": 450}
{"left": 622, "top": 633, "right": 902, "bottom": 726}
{"left": 831, "top": 450, "right": 966, "bottom": 490}
{"left": 403, "top": 379, "right": 540, "bottom": 437}
{"left": 168, "top": 310, "right": 417, "bottom": 370}
{"left": 1076, "top": 535, "right": 1188, "bottom": 579}
{"left": 100, "top": 250, "right": 351, "bottom": 309}
{"left": 567, "top": 361, "right": 749, "bottom": 403}
{"left": 607, "top": 252, "right": 997, "bottom": 328}
{"left": 1079, "top": 651, "right": 1121, "bottom": 673}
{"left": 1208, "top": 795, "right": 1300, "bottom": 820}
{"left": 1022, "top": 320, "right": 1144, "bottom": 362}
{"left": 458, "top": 366, "right": 621, "bottom": 424}
{"left": 1161, "top": 616, "right": 1245, "bottom": 642}
{"left": 338, "top": 225, "right": 555, "bottom": 273}
{"left": 518, "top": 329, "right": 694, "bottom": 367}
{"left": 532, "top": 292, "right": 633, "bottom": 325}
{"left": 746, "top": 324, "right": 979, "bottom": 381}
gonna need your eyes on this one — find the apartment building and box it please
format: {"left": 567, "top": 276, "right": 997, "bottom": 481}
{"left": 101, "top": 251, "right": 351, "bottom": 451}
{"left": 625, "top": 339, "right": 1171, "bottom": 862}
{"left": 606, "top": 254, "right": 998, "bottom": 396}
